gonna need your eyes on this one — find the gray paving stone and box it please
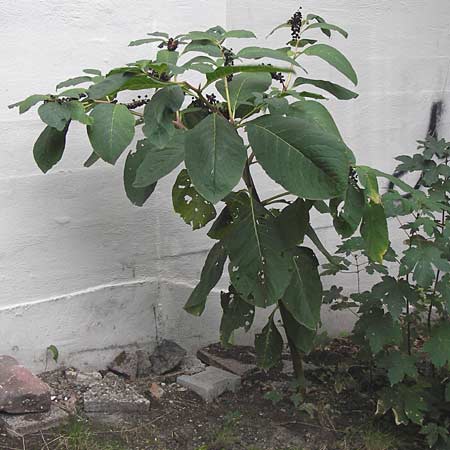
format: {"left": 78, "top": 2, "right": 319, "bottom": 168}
{"left": 0, "top": 404, "right": 69, "bottom": 437}
{"left": 83, "top": 380, "right": 150, "bottom": 414}
{"left": 197, "top": 349, "right": 257, "bottom": 377}
{"left": 177, "top": 366, "right": 241, "bottom": 402}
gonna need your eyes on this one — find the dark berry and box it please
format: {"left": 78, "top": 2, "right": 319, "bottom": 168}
{"left": 288, "top": 6, "right": 303, "bottom": 40}
{"left": 167, "top": 38, "right": 179, "bottom": 51}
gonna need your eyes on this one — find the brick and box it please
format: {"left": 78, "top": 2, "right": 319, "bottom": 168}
{"left": 0, "top": 355, "right": 51, "bottom": 414}
{"left": 197, "top": 349, "right": 257, "bottom": 378}
{"left": 177, "top": 366, "right": 241, "bottom": 402}
{"left": 0, "top": 404, "right": 69, "bottom": 438}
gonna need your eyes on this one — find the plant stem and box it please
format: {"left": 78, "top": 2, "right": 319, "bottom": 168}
{"left": 223, "top": 76, "right": 234, "bottom": 122}
{"left": 262, "top": 191, "right": 290, "bottom": 205}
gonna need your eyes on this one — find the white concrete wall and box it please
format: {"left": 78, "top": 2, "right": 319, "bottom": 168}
{"left": 1, "top": 0, "right": 449, "bottom": 372}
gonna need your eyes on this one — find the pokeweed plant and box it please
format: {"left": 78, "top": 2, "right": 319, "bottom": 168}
{"left": 326, "top": 136, "right": 450, "bottom": 448}
{"left": 10, "top": 5, "right": 397, "bottom": 392}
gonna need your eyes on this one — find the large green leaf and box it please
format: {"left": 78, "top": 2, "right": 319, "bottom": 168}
{"left": 222, "top": 193, "right": 293, "bottom": 307}
{"left": 133, "top": 132, "right": 185, "bottom": 187}
{"left": 220, "top": 286, "right": 255, "bottom": 345}
{"left": 67, "top": 101, "right": 93, "bottom": 125}
{"left": 273, "top": 199, "right": 310, "bottom": 248}
{"left": 206, "top": 65, "right": 292, "bottom": 84}
{"left": 183, "top": 40, "right": 222, "bottom": 57}
{"left": 372, "top": 276, "right": 413, "bottom": 321}
{"left": 87, "top": 73, "right": 135, "bottom": 100}
{"left": 423, "top": 323, "right": 450, "bottom": 368}
{"left": 129, "top": 37, "right": 165, "bottom": 46}
{"left": 255, "top": 314, "right": 283, "bottom": 369}
{"left": 172, "top": 169, "right": 216, "bottom": 230}
{"left": 223, "top": 30, "right": 256, "bottom": 39}
{"left": 9, "top": 94, "right": 50, "bottom": 114}
{"left": 399, "top": 241, "right": 450, "bottom": 288}
{"left": 87, "top": 103, "right": 135, "bottom": 164}
{"left": 378, "top": 351, "right": 418, "bottom": 385}
{"left": 246, "top": 116, "right": 350, "bottom": 200}
{"left": 143, "top": 85, "right": 185, "bottom": 148}
{"left": 282, "top": 247, "right": 322, "bottom": 330}
{"left": 183, "top": 242, "right": 227, "bottom": 316}
{"left": 56, "top": 76, "right": 92, "bottom": 90}
{"left": 38, "top": 102, "right": 71, "bottom": 131}
{"left": 237, "top": 46, "right": 300, "bottom": 66}
{"left": 185, "top": 113, "right": 246, "bottom": 204}
{"left": 303, "top": 44, "right": 358, "bottom": 85}
{"left": 279, "top": 305, "right": 317, "bottom": 354}
{"left": 304, "top": 22, "right": 348, "bottom": 38}
{"left": 293, "top": 77, "right": 358, "bottom": 100}
{"left": 360, "top": 203, "right": 389, "bottom": 263}
{"left": 123, "top": 145, "right": 156, "bottom": 207}
{"left": 216, "top": 72, "right": 272, "bottom": 114}
{"left": 33, "top": 125, "right": 68, "bottom": 173}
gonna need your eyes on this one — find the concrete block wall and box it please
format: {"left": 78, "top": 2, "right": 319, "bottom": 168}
{"left": 1, "top": 0, "right": 449, "bottom": 371}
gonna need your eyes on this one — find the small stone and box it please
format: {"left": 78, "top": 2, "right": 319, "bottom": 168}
{"left": 149, "top": 382, "right": 164, "bottom": 400}
{"left": 83, "top": 380, "right": 150, "bottom": 414}
{"left": 181, "top": 355, "right": 206, "bottom": 375}
{"left": 197, "top": 349, "right": 257, "bottom": 378}
{"left": 108, "top": 351, "right": 138, "bottom": 380}
{"left": 76, "top": 372, "right": 102, "bottom": 385}
{"left": 150, "top": 340, "right": 186, "bottom": 375}
{"left": 177, "top": 366, "right": 241, "bottom": 402}
{"left": 0, "top": 355, "right": 51, "bottom": 414}
{"left": 0, "top": 404, "right": 69, "bottom": 438}
{"left": 136, "top": 350, "right": 152, "bottom": 378}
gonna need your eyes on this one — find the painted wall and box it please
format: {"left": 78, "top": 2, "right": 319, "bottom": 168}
{"left": 1, "top": 0, "right": 449, "bottom": 372}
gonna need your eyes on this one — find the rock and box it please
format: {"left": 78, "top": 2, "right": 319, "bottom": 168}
{"left": 0, "top": 404, "right": 69, "bottom": 437}
{"left": 76, "top": 371, "right": 103, "bottom": 385}
{"left": 150, "top": 340, "right": 186, "bottom": 375}
{"left": 197, "top": 348, "right": 257, "bottom": 378}
{"left": 108, "top": 351, "right": 138, "bottom": 380}
{"left": 0, "top": 355, "right": 51, "bottom": 414}
{"left": 149, "top": 382, "right": 164, "bottom": 400}
{"left": 83, "top": 378, "right": 149, "bottom": 414}
{"left": 181, "top": 355, "right": 206, "bottom": 375}
{"left": 136, "top": 350, "right": 152, "bottom": 378}
{"left": 177, "top": 366, "right": 241, "bottom": 402}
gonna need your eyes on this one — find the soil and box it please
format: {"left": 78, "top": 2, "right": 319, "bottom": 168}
{"left": 0, "top": 338, "right": 423, "bottom": 450}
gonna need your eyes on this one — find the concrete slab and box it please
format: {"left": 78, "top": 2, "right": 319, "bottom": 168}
{"left": 197, "top": 349, "right": 257, "bottom": 378}
{"left": 177, "top": 366, "right": 241, "bottom": 402}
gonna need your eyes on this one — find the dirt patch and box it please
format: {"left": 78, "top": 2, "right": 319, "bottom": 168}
{"left": 0, "top": 339, "right": 422, "bottom": 450}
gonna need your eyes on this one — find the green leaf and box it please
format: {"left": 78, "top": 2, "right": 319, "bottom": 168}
{"left": 282, "top": 247, "right": 323, "bottom": 330}
{"left": 58, "top": 88, "right": 87, "bottom": 98}
{"left": 83, "top": 151, "right": 100, "bottom": 168}
{"left": 172, "top": 169, "right": 217, "bottom": 230}
{"left": 255, "top": 315, "right": 283, "bottom": 369}
{"left": 360, "top": 203, "right": 389, "bottom": 264}
{"left": 9, "top": 94, "right": 50, "bottom": 114}
{"left": 223, "top": 30, "right": 256, "bottom": 39}
{"left": 133, "top": 132, "right": 185, "bottom": 187}
{"left": 143, "top": 85, "right": 185, "bottom": 148}
{"left": 183, "top": 40, "right": 223, "bottom": 57}
{"left": 274, "top": 199, "right": 310, "bottom": 248}
{"left": 206, "top": 64, "right": 293, "bottom": 84}
{"left": 56, "top": 76, "right": 92, "bottom": 90}
{"left": 156, "top": 49, "right": 179, "bottom": 66}
{"left": 38, "top": 102, "right": 71, "bottom": 131}
{"left": 378, "top": 351, "right": 418, "bottom": 385}
{"left": 83, "top": 68, "right": 102, "bottom": 75}
{"left": 266, "top": 22, "right": 289, "bottom": 37}
{"left": 216, "top": 72, "right": 272, "bottom": 114}
{"left": 129, "top": 37, "right": 165, "bottom": 46}
{"left": 400, "top": 241, "right": 450, "bottom": 288}
{"left": 293, "top": 77, "right": 358, "bottom": 100}
{"left": 280, "top": 305, "right": 317, "bottom": 354}
{"left": 87, "top": 73, "right": 135, "bottom": 100}
{"left": 147, "top": 31, "right": 169, "bottom": 38}
{"left": 246, "top": 116, "right": 350, "bottom": 200}
{"left": 222, "top": 193, "right": 294, "bottom": 307}
{"left": 87, "top": 103, "right": 135, "bottom": 165}
{"left": 423, "top": 323, "right": 450, "bottom": 367}
{"left": 33, "top": 126, "right": 68, "bottom": 173}
{"left": 303, "top": 44, "right": 358, "bottom": 85}
{"left": 220, "top": 287, "right": 255, "bottom": 345}
{"left": 357, "top": 310, "right": 401, "bottom": 354}
{"left": 184, "top": 242, "right": 227, "bottom": 316}
{"left": 331, "top": 184, "right": 365, "bottom": 238}
{"left": 185, "top": 113, "right": 247, "bottom": 204}
{"left": 182, "top": 31, "right": 220, "bottom": 42}
{"left": 123, "top": 145, "right": 156, "bottom": 207}
{"left": 67, "top": 101, "right": 93, "bottom": 125}
{"left": 372, "top": 276, "right": 412, "bottom": 321}
{"left": 237, "top": 46, "right": 300, "bottom": 66}
{"left": 46, "top": 345, "right": 59, "bottom": 363}
{"left": 304, "top": 22, "right": 348, "bottom": 38}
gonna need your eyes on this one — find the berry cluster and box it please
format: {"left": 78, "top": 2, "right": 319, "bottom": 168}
{"left": 148, "top": 69, "right": 171, "bottom": 82}
{"left": 288, "top": 6, "right": 303, "bottom": 40}
{"left": 271, "top": 72, "right": 285, "bottom": 84}
{"left": 158, "top": 37, "right": 179, "bottom": 51}
{"left": 205, "top": 93, "right": 218, "bottom": 105}
{"left": 222, "top": 46, "right": 235, "bottom": 81}
{"left": 349, "top": 167, "right": 358, "bottom": 185}
{"left": 125, "top": 95, "right": 150, "bottom": 109}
